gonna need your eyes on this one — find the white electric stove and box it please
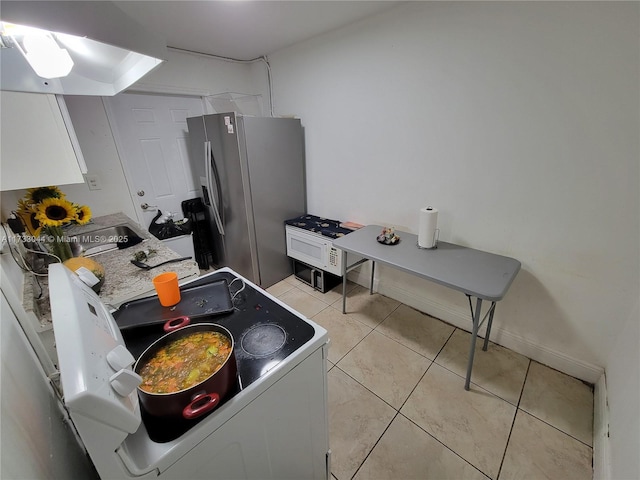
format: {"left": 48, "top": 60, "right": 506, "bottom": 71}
{"left": 49, "top": 264, "right": 330, "bottom": 479}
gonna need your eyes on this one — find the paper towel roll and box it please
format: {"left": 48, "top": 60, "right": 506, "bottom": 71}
{"left": 418, "top": 206, "right": 438, "bottom": 248}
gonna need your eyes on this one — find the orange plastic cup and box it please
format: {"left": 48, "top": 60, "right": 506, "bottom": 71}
{"left": 152, "top": 272, "right": 181, "bottom": 307}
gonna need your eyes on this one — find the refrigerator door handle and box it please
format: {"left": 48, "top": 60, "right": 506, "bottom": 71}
{"left": 205, "top": 141, "right": 225, "bottom": 236}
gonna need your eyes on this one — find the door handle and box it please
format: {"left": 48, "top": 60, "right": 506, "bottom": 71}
{"left": 205, "top": 141, "right": 225, "bottom": 235}
{"left": 141, "top": 203, "right": 158, "bottom": 210}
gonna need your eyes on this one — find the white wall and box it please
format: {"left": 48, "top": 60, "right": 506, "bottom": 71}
{"left": 270, "top": 6, "right": 639, "bottom": 476}
{"left": 133, "top": 47, "right": 260, "bottom": 98}
{"left": 63, "top": 96, "right": 138, "bottom": 219}
{"left": 268, "top": 1, "right": 639, "bottom": 383}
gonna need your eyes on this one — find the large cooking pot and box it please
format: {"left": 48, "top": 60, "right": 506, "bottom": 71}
{"left": 134, "top": 322, "right": 237, "bottom": 420}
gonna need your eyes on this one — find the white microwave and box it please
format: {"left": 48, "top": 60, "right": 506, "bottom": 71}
{"left": 285, "top": 225, "right": 344, "bottom": 276}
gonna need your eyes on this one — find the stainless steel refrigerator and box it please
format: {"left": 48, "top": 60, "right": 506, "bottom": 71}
{"left": 186, "top": 113, "right": 306, "bottom": 288}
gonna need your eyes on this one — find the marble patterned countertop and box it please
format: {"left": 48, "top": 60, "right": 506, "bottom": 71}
{"left": 26, "top": 212, "right": 201, "bottom": 327}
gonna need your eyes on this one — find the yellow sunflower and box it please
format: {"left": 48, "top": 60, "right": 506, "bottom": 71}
{"left": 74, "top": 205, "right": 92, "bottom": 225}
{"left": 15, "top": 199, "right": 43, "bottom": 237}
{"left": 17, "top": 198, "right": 32, "bottom": 213}
{"left": 26, "top": 186, "right": 65, "bottom": 204}
{"left": 35, "top": 198, "right": 77, "bottom": 227}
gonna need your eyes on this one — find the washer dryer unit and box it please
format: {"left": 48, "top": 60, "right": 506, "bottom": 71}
{"left": 48, "top": 264, "right": 330, "bottom": 479}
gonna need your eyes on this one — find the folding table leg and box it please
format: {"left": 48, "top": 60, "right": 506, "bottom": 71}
{"left": 465, "top": 297, "right": 483, "bottom": 390}
{"left": 483, "top": 302, "right": 497, "bottom": 351}
{"left": 369, "top": 261, "right": 375, "bottom": 295}
{"left": 341, "top": 251, "right": 348, "bottom": 314}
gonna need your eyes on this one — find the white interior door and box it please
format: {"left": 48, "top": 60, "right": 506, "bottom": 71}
{"left": 104, "top": 93, "right": 205, "bottom": 230}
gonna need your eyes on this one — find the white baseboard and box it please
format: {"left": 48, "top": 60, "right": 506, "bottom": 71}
{"left": 348, "top": 268, "right": 604, "bottom": 384}
{"left": 593, "top": 373, "right": 611, "bottom": 480}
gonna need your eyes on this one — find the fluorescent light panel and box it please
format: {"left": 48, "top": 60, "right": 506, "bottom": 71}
{"left": 3, "top": 22, "right": 74, "bottom": 79}
{"left": 22, "top": 33, "right": 74, "bottom": 78}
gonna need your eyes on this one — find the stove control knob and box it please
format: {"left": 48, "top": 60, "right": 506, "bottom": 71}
{"left": 109, "top": 369, "right": 142, "bottom": 397}
{"left": 106, "top": 345, "right": 135, "bottom": 371}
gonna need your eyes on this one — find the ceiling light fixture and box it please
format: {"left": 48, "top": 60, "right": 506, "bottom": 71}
{"left": 0, "top": 2, "right": 166, "bottom": 96}
{"left": 20, "top": 32, "right": 74, "bottom": 79}
{"left": 3, "top": 22, "right": 74, "bottom": 79}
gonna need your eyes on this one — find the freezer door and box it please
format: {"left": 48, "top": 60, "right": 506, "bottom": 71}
{"left": 242, "top": 116, "right": 306, "bottom": 288}
{"left": 203, "top": 113, "right": 257, "bottom": 283}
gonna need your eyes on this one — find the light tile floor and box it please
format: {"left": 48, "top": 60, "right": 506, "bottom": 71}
{"left": 267, "top": 275, "right": 594, "bottom": 480}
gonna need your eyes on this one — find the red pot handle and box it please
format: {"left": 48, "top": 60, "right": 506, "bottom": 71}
{"left": 183, "top": 392, "right": 220, "bottom": 420}
{"left": 163, "top": 316, "right": 190, "bottom": 332}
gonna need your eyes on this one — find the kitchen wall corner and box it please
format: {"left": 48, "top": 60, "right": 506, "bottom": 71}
{"left": 57, "top": 96, "right": 138, "bottom": 220}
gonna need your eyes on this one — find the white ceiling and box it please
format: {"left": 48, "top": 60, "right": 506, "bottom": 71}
{"left": 113, "top": 1, "right": 402, "bottom": 61}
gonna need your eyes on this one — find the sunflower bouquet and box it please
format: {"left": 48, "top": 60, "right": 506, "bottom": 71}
{"left": 15, "top": 186, "right": 92, "bottom": 263}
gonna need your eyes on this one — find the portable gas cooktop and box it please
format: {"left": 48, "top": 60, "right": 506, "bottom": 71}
{"left": 113, "top": 270, "right": 315, "bottom": 442}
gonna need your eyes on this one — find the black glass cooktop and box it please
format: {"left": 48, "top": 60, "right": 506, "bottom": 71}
{"left": 113, "top": 271, "right": 316, "bottom": 442}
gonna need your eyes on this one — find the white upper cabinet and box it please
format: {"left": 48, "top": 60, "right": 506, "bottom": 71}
{"left": 1, "top": 91, "right": 86, "bottom": 191}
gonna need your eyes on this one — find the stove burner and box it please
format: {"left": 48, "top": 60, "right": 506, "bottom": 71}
{"left": 241, "top": 324, "right": 286, "bottom": 357}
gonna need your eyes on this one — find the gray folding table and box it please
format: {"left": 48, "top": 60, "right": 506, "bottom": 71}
{"left": 332, "top": 225, "right": 521, "bottom": 390}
